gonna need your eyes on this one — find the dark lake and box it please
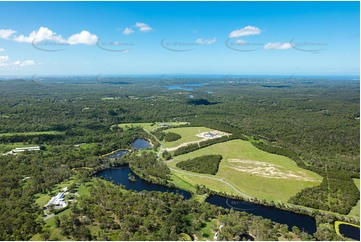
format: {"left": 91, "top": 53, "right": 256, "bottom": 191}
{"left": 96, "top": 167, "right": 191, "bottom": 199}
{"left": 206, "top": 195, "right": 317, "bottom": 234}
{"left": 107, "top": 150, "right": 129, "bottom": 158}
{"left": 131, "top": 138, "right": 152, "bottom": 150}
{"left": 339, "top": 223, "right": 360, "bottom": 240}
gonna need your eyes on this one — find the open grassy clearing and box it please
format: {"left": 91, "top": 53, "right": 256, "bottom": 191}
{"left": 34, "top": 194, "right": 52, "bottom": 207}
{"left": 31, "top": 179, "right": 97, "bottom": 240}
{"left": 169, "top": 167, "right": 241, "bottom": 195}
{"left": 170, "top": 173, "right": 196, "bottom": 193}
{"left": 169, "top": 139, "right": 322, "bottom": 202}
{"left": 161, "top": 126, "right": 217, "bottom": 148}
{"left": 30, "top": 208, "right": 72, "bottom": 241}
{"left": 348, "top": 178, "right": 360, "bottom": 217}
{"left": 0, "top": 131, "right": 63, "bottom": 137}
{"left": 200, "top": 220, "right": 215, "bottom": 240}
{"left": 78, "top": 143, "right": 97, "bottom": 150}
{"left": 117, "top": 122, "right": 188, "bottom": 132}
{"left": 34, "top": 178, "right": 77, "bottom": 207}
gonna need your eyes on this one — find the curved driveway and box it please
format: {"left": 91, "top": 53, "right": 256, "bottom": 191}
{"left": 168, "top": 166, "right": 252, "bottom": 199}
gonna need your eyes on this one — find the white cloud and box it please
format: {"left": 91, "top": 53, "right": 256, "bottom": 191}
{"left": 13, "top": 27, "right": 66, "bottom": 43}
{"left": 234, "top": 39, "right": 247, "bottom": 45}
{"left": 0, "top": 29, "right": 16, "bottom": 40}
{"left": 0, "top": 55, "right": 9, "bottom": 65}
{"left": 67, "top": 30, "right": 98, "bottom": 45}
{"left": 0, "top": 48, "right": 4, "bottom": 52}
{"left": 13, "top": 60, "right": 35, "bottom": 67}
{"left": 0, "top": 55, "right": 35, "bottom": 68}
{"left": 123, "top": 27, "right": 134, "bottom": 35}
{"left": 1, "top": 27, "right": 98, "bottom": 45}
{"left": 264, "top": 42, "right": 292, "bottom": 50}
{"left": 135, "top": 22, "right": 153, "bottom": 32}
{"left": 196, "top": 37, "right": 216, "bottom": 45}
{"left": 229, "top": 26, "right": 261, "bottom": 38}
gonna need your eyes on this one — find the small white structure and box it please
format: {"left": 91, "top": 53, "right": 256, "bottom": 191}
{"left": 3, "top": 146, "right": 40, "bottom": 156}
{"left": 44, "top": 192, "right": 67, "bottom": 209}
{"left": 159, "top": 123, "right": 172, "bottom": 127}
{"left": 203, "top": 132, "right": 217, "bottom": 138}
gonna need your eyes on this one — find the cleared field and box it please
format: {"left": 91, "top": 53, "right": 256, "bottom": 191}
{"left": 348, "top": 178, "right": 360, "bottom": 217}
{"left": 169, "top": 139, "right": 322, "bottom": 202}
{"left": 118, "top": 122, "right": 188, "bottom": 132}
{"left": 162, "top": 126, "right": 220, "bottom": 149}
{"left": 0, "top": 131, "right": 63, "bottom": 137}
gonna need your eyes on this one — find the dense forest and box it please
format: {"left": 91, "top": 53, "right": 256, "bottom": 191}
{"left": 164, "top": 132, "right": 182, "bottom": 142}
{"left": 176, "top": 155, "right": 223, "bottom": 175}
{"left": 54, "top": 179, "right": 304, "bottom": 241}
{"left": 0, "top": 77, "right": 359, "bottom": 240}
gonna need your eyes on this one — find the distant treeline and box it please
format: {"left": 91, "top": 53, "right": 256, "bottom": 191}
{"left": 0, "top": 133, "right": 65, "bottom": 144}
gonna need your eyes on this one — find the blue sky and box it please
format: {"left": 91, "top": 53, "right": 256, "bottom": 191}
{"left": 0, "top": 1, "right": 359, "bottom": 76}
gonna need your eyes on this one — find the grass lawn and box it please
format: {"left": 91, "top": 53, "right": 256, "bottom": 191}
{"left": 31, "top": 209, "right": 72, "bottom": 241}
{"left": 77, "top": 181, "right": 93, "bottom": 196}
{"left": 200, "top": 220, "right": 215, "bottom": 240}
{"left": 170, "top": 173, "right": 196, "bottom": 193}
{"left": 0, "top": 131, "right": 63, "bottom": 137}
{"left": 118, "top": 122, "right": 188, "bottom": 133}
{"left": 34, "top": 178, "right": 77, "bottom": 207}
{"left": 170, "top": 139, "right": 322, "bottom": 202}
{"left": 162, "top": 126, "right": 214, "bottom": 148}
{"left": 54, "top": 179, "right": 76, "bottom": 191}
{"left": 348, "top": 178, "right": 360, "bottom": 217}
{"left": 34, "top": 193, "right": 52, "bottom": 207}
{"left": 79, "top": 143, "right": 97, "bottom": 150}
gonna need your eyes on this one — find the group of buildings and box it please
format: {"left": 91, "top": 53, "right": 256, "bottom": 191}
{"left": 3, "top": 146, "right": 40, "bottom": 156}
{"left": 44, "top": 187, "right": 68, "bottom": 209}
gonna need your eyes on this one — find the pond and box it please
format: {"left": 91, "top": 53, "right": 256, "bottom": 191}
{"left": 205, "top": 195, "right": 317, "bottom": 234}
{"left": 131, "top": 138, "right": 152, "bottom": 150}
{"left": 107, "top": 150, "right": 129, "bottom": 159}
{"left": 96, "top": 167, "right": 191, "bottom": 199}
{"left": 338, "top": 223, "right": 360, "bottom": 240}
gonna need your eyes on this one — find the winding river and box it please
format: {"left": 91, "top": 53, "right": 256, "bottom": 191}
{"left": 98, "top": 138, "right": 319, "bottom": 234}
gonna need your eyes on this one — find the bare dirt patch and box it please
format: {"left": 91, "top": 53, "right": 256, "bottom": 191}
{"left": 196, "top": 131, "right": 231, "bottom": 139}
{"left": 227, "top": 159, "right": 316, "bottom": 182}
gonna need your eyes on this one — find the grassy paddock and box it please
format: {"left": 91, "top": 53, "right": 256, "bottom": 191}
{"left": 0, "top": 131, "right": 63, "bottom": 137}
{"left": 118, "top": 122, "right": 188, "bottom": 133}
{"left": 162, "top": 126, "right": 215, "bottom": 148}
{"left": 170, "top": 139, "right": 322, "bottom": 202}
{"left": 348, "top": 179, "right": 360, "bottom": 217}
{"left": 170, "top": 173, "right": 196, "bottom": 193}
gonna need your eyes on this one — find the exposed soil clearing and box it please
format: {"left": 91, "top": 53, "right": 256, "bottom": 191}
{"left": 227, "top": 159, "right": 316, "bottom": 182}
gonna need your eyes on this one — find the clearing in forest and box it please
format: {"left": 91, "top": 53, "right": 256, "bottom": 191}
{"left": 162, "top": 127, "right": 230, "bottom": 150}
{"left": 117, "top": 122, "right": 188, "bottom": 132}
{"left": 169, "top": 139, "right": 322, "bottom": 202}
{"left": 348, "top": 178, "right": 360, "bottom": 217}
